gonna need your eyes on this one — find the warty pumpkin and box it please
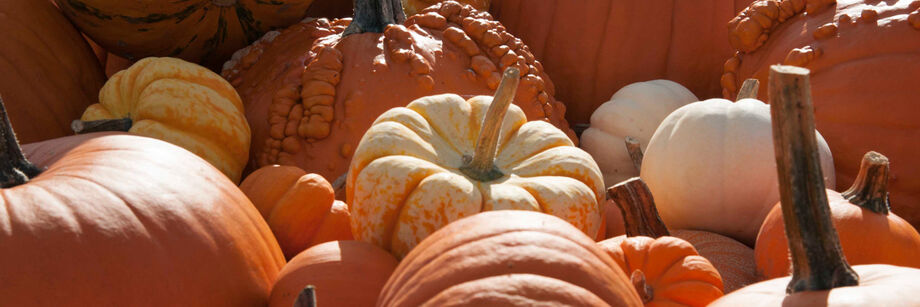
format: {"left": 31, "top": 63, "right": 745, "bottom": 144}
{"left": 0, "top": 0, "right": 106, "bottom": 143}
{"left": 755, "top": 151, "right": 920, "bottom": 280}
{"left": 75, "top": 57, "right": 251, "bottom": 183}
{"left": 0, "top": 97, "right": 285, "bottom": 306}
{"left": 708, "top": 65, "right": 920, "bottom": 307}
{"left": 402, "top": 0, "right": 489, "bottom": 16}
{"left": 641, "top": 88, "right": 835, "bottom": 246}
{"left": 722, "top": 0, "right": 920, "bottom": 230}
{"left": 581, "top": 79, "right": 698, "bottom": 187}
{"left": 54, "top": 0, "right": 317, "bottom": 70}
{"left": 241, "top": 165, "right": 354, "bottom": 259}
{"left": 347, "top": 67, "right": 604, "bottom": 258}
{"left": 489, "top": 0, "right": 755, "bottom": 124}
{"left": 222, "top": 0, "right": 575, "bottom": 181}
{"left": 377, "top": 210, "right": 643, "bottom": 306}
{"left": 270, "top": 240, "right": 398, "bottom": 307}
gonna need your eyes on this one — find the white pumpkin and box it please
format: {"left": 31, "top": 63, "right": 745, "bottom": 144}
{"left": 581, "top": 80, "right": 698, "bottom": 187}
{"left": 641, "top": 98, "right": 835, "bottom": 246}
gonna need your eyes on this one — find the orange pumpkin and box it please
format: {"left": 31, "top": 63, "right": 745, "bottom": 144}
{"left": 241, "top": 165, "right": 353, "bottom": 259}
{"left": 269, "top": 241, "right": 398, "bottom": 307}
{"left": 0, "top": 0, "right": 105, "bottom": 143}
{"left": 403, "top": 0, "right": 489, "bottom": 15}
{"left": 722, "top": 0, "right": 920, "bottom": 229}
{"left": 755, "top": 151, "right": 920, "bottom": 280}
{"left": 377, "top": 210, "right": 643, "bottom": 306}
{"left": 0, "top": 98, "right": 285, "bottom": 305}
{"left": 489, "top": 0, "right": 755, "bottom": 124}
{"left": 222, "top": 0, "right": 575, "bottom": 181}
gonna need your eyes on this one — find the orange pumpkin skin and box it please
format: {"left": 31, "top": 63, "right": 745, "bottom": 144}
{"left": 240, "top": 165, "right": 354, "bottom": 259}
{"left": 672, "top": 230, "right": 756, "bottom": 293}
{"left": 0, "top": 133, "right": 285, "bottom": 306}
{"left": 722, "top": 0, "right": 920, "bottom": 228}
{"left": 269, "top": 241, "right": 398, "bottom": 307}
{"left": 222, "top": 1, "right": 575, "bottom": 181}
{"left": 403, "top": 0, "right": 489, "bottom": 15}
{"left": 489, "top": 0, "right": 755, "bottom": 124}
{"left": 755, "top": 191, "right": 920, "bottom": 280}
{"left": 378, "top": 210, "right": 644, "bottom": 306}
{"left": 0, "top": 0, "right": 105, "bottom": 143}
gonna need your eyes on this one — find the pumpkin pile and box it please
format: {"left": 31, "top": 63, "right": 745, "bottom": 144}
{"left": 3, "top": 0, "right": 920, "bottom": 305}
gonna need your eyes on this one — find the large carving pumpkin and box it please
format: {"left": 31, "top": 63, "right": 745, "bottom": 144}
{"left": 489, "top": 0, "right": 755, "bottom": 124}
{"left": 54, "top": 0, "right": 317, "bottom": 69}
{"left": 0, "top": 0, "right": 105, "bottom": 143}
{"left": 222, "top": 0, "right": 574, "bottom": 181}
{"left": 722, "top": 0, "right": 920, "bottom": 228}
{"left": 0, "top": 100, "right": 285, "bottom": 305}
{"left": 347, "top": 68, "right": 604, "bottom": 259}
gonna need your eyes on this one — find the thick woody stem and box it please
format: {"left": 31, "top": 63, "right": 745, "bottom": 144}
{"left": 624, "top": 136, "right": 643, "bottom": 173}
{"left": 343, "top": 0, "right": 406, "bottom": 35}
{"left": 459, "top": 67, "right": 520, "bottom": 182}
{"left": 0, "top": 96, "right": 42, "bottom": 188}
{"left": 841, "top": 151, "right": 890, "bottom": 215}
{"left": 607, "top": 177, "right": 670, "bottom": 238}
{"left": 736, "top": 78, "right": 760, "bottom": 100}
{"left": 768, "top": 65, "right": 858, "bottom": 294}
{"left": 630, "top": 270, "right": 654, "bottom": 304}
{"left": 293, "top": 285, "right": 317, "bottom": 307}
{"left": 71, "top": 118, "right": 133, "bottom": 134}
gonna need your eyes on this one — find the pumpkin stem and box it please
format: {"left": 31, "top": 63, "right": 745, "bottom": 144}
{"left": 768, "top": 65, "right": 858, "bottom": 294}
{"left": 332, "top": 171, "right": 347, "bottom": 201}
{"left": 459, "top": 67, "right": 520, "bottom": 182}
{"left": 607, "top": 177, "right": 670, "bottom": 238}
{"left": 0, "top": 96, "right": 43, "bottom": 188}
{"left": 736, "top": 78, "right": 760, "bottom": 100}
{"left": 630, "top": 270, "right": 654, "bottom": 304}
{"left": 293, "top": 285, "right": 317, "bottom": 307}
{"left": 71, "top": 118, "right": 133, "bottom": 134}
{"left": 624, "top": 136, "right": 643, "bottom": 173}
{"left": 343, "top": 0, "right": 406, "bottom": 36}
{"left": 841, "top": 151, "right": 890, "bottom": 215}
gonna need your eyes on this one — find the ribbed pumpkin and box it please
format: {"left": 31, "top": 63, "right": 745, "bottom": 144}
{"left": 489, "top": 0, "right": 755, "bottom": 124}
{"left": 54, "top": 0, "right": 317, "bottom": 69}
{"left": 348, "top": 68, "right": 604, "bottom": 259}
{"left": 0, "top": 99, "right": 285, "bottom": 305}
{"left": 76, "top": 57, "right": 250, "bottom": 183}
{"left": 222, "top": 0, "right": 574, "bottom": 181}
{"left": 403, "top": 0, "right": 489, "bottom": 16}
{"left": 722, "top": 0, "right": 920, "bottom": 229}
{"left": 755, "top": 151, "right": 920, "bottom": 280}
{"left": 0, "top": 0, "right": 105, "bottom": 143}
{"left": 269, "top": 241, "right": 398, "bottom": 307}
{"left": 240, "top": 165, "right": 354, "bottom": 259}
{"left": 377, "top": 210, "right": 643, "bottom": 306}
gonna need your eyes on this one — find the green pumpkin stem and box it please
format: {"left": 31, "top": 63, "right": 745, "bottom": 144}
{"left": 607, "top": 177, "right": 670, "bottom": 238}
{"left": 736, "top": 78, "right": 760, "bottom": 100}
{"left": 293, "top": 285, "right": 317, "bottom": 307}
{"left": 768, "top": 65, "right": 858, "bottom": 294}
{"left": 841, "top": 151, "right": 890, "bottom": 215}
{"left": 0, "top": 96, "right": 42, "bottom": 188}
{"left": 71, "top": 118, "right": 133, "bottom": 134}
{"left": 343, "top": 0, "right": 406, "bottom": 36}
{"left": 624, "top": 136, "right": 643, "bottom": 173}
{"left": 459, "top": 67, "right": 519, "bottom": 182}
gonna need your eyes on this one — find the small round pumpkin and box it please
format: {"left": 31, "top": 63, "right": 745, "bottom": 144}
{"left": 377, "top": 210, "right": 643, "bottom": 306}
{"left": 348, "top": 68, "right": 604, "bottom": 258}
{"left": 77, "top": 57, "right": 251, "bottom": 183}
{"left": 222, "top": 0, "right": 575, "bottom": 181}
{"left": 755, "top": 151, "right": 920, "bottom": 280}
{"left": 641, "top": 96, "right": 835, "bottom": 245}
{"left": 581, "top": 80, "right": 698, "bottom": 187}
{"left": 269, "top": 241, "right": 398, "bottom": 307}
{"left": 241, "top": 165, "right": 354, "bottom": 259}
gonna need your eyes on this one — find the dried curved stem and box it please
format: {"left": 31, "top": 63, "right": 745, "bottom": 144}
{"left": 769, "top": 65, "right": 857, "bottom": 293}
{"left": 630, "top": 270, "right": 654, "bottom": 304}
{"left": 72, "top": 118, "right": 133, "bottom": 134}
{"left": 607, "top": 177, "right": 670, "bottom": 238}
{"left": 841, "top": 151, "right": 890, "bottom": 215}
{"left": 293, "top": 285, "right": 317, "bottom": 307}
{"left": 736, "top": 78, "right": 760, "bottom": 100}
{"left": 459, "top": 67, "right": 520, "bottom": 182}
{"left": 0, "top": 96, "right": 42, "bottom": 188}
{"left": 343, "top": 0, "right": 406, "bottom": 36}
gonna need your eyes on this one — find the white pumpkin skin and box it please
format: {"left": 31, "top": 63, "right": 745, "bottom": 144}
{"left": 641, "top": 98, "right": 835, "bottom": 246}
{"left": 581, "top": 80, "right": 698, "bottom": 187}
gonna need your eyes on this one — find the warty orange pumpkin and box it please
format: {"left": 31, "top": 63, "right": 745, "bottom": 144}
{"left": 402, "top": 0, "right": 489, "bottom": 16}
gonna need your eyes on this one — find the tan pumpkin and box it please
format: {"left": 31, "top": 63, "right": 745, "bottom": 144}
{"left": 240, "top": 165, "right": 354, "bottom": 259}
{"left": 76, "top": 57, "right": 250, "bottom": 182}
{"left": 348, "top": 68, "right": 604, "bottom": 258}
